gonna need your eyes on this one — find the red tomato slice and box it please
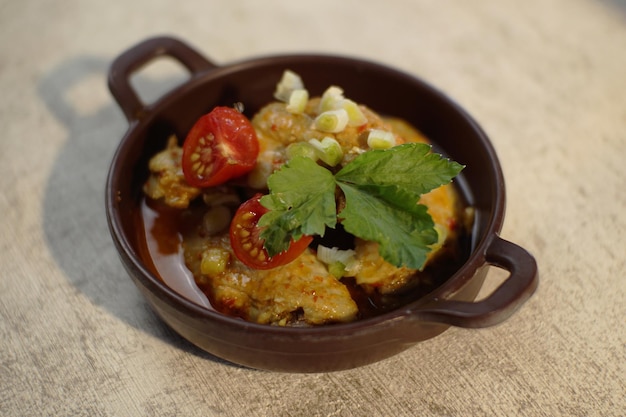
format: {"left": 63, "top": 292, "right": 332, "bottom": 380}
{"left": 182, "top": 106, "right": 259, "bottom": 188}
{"left": 230, "top": 194, "right": 313, "bottom": 270}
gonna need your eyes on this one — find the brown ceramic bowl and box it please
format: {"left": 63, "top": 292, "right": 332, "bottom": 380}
{"left": 106, "top": 36, "right": 538, "bottom": 372}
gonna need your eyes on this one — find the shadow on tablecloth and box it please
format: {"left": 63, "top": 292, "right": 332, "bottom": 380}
{"left": 37, "top": 54, "right": 239, "bottom": 368}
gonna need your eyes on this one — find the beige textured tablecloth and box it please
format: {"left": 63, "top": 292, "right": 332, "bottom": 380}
{"left": 1, "top": 1, "right": 624, "bottom": 416}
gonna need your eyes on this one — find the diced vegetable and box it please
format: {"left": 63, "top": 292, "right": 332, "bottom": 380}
{"left": 319, "top": 86, "right": 345, "bottom": 112}
{"left": 367, "top": 129, "right": 396, "bottom": 149}
{"left": 341, "top": 99, "right": 367, "bottom": 126}
{"left": 274, "top": 70, "right": 305, "bottom": 102}
{"left": 316, "top": 245, "right": 360, "bottom": 278}
{"left": 308, "top": 137, "right": 344, "bottom": 167}
{"left": 286, "top": 89, "right": 309, "bottom": 114}
{"left": 286, "top": 142, "right": 318, "bottom": 161}
{"left": 200, "top": 248, "right": 231, "bottom": 276}
{"left": 327, "top": 262, "right": 347, "bottom": 279}
{"left": 317, "top": 85, "right": 367, "bottom": 128}
{"left": 314, "top": 109, "right": 349, "bottom": 133}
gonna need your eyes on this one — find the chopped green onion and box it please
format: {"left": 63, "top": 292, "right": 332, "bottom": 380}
{"left": 318, "top": 86, "right": 366, "bottom": 126}
{"left": 319, "top": 86, "right": 345, "bottom": 112}
{"left": 314, "top": 109, "right": 349, "bottom": 133}
{"left": 328, "top": 261, "right": 347, "bottom": 279}
{"left": 285, "top": 88, "right": 309, "bottom": 114}
{"left": 317, "top": 245, "right": 356, "bottom": 264}
{"left": 367, "top": 129, "right": 396, "bottom": 149}
{"left": 200, "top": 248, "right": 230, "bottom": 277}
{"left": 316, "top": 245, "right": 360, "bottom": 277}
{"left": 286, "top": 142, "right": 318, "bottom": 161}
{"left": 341, "top": 99, "right": 367, "bottom": 126}
{"left": 274, "top": 70, "right": 305, "bottom": 102}
{"left": 308, "top": 137, "right": 344, "bottom": 167}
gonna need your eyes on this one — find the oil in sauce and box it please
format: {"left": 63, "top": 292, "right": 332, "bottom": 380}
{"left": 139, "top": 198, "right": 213, "bottom": 309}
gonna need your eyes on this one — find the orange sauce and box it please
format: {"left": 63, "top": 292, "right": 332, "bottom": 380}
{"left": 137, "top": 196, "right": 471, "bottom": 321}
{"left": 138, "top": 198, "right": 213, "bottom": 310}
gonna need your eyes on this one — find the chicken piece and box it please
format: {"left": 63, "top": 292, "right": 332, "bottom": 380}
{"left": 143, "top": 136, "right": 201, "bottom": 209}
{"left": 352, "top": 181, "right": 460, "bottom": 294}
{"left": 352, "top": 239, "right": 416, "bottom": 293}
{"left": 250, "top": 99, "right": 400, "bottom": 166}
{"left": 251, "top": 102, "right": 317, "bottom": 147}
{"left": 350, "top": 117, "right": 460, "bottom": 294}
{"left": 246, "top": 250, "right": 358, "bottom": 325}
{"left": 183, "top": 223, "right": 358, "bottom": 326}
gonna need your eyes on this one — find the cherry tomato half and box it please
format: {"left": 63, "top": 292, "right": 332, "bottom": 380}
{"left": 230, "top": 194, "right": 313, "bottom": 270}
{"left": 182, "top": 106, "right": 259, "bottom": 188}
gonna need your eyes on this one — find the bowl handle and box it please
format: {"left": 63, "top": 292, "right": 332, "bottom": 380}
{"left": 108, "top": 36, "right": 217, "bottom": 122}
{"left": 409, "top": 236, "right": 538, "bottom": 328}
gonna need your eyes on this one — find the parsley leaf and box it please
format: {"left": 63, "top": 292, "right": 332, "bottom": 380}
{"left": 335, "top": 143, "right": 463, "bottom": 269}
{"left": 338, "top": 183, "right": 437, "bottom": 269}
{"left": 335, "top": 143, "right": 464, "bottom": 210}
{"left": 258, "top": 156, "right": 337, "bottom": 256}
{"left": 259, "top": 143, "right": 464, "bottom": 268}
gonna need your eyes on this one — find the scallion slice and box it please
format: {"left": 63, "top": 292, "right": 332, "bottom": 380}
{"left": 316, "top": 245, "right": 360, "bottom": 278}
{"left": 274, "top": 70, "right": 305, "bottom": 102}
{"left": 314, "top": 109, "right": 349, "bottom": 133}
{"left": 367, "top": 129, "right": 396, "bottom": 149}
{"left": 308, "top": 137, "right": 344, "bottom": 167}
{"left": 318, "top": 86, "right": 345, "bottom": 113}
{"left": 286, "top": 89, "right": 309, "bottom": 114}
{"left": 286, "top": 142, "right": 318, "bottom": 161}
{"left": 341, "top": 99, "right": 368, "bottom": 126}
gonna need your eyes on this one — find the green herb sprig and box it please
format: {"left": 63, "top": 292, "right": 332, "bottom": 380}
{"left": 258, "top": 143, "right": 464, "bottom": 269}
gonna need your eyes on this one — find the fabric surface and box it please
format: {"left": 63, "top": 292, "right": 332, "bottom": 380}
{"left": 1, "top": 0, "right": 624, "bottom": 416}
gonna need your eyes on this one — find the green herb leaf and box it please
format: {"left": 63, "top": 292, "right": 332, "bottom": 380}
{"left": 258, "top": 156, "right": 337, "bottom": 256}
{"left": 334, "top": 143, "right": 463, "bottom": 268}
{"left": 338, "top": 183, "right": 437, "bottom": 269}
{"left": 335, "top": 143, "right": 464, "bottom": 208}
{"left": 259, "top": 143, "right": 464, "bottom": 268}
